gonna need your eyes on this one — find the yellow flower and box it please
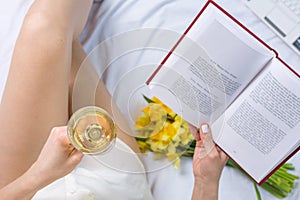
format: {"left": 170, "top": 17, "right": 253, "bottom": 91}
{"left": 137, "top": 140, "right": 148, "bottom": 153}
{"left": 135, "top": 103, "right": 168, "bottom": 137}
{"left": 167, "top": 143, "right": 176, "bottom": 154}
{"left": 173, "top": 158, "right": 181, "bottom": 169}
{"left": 135, "top": 115, "right": 150, "bottom": 127}
{"left": 166, "top": 152, "right": 179, "bottom": 162}
{"left": 152, "top": 97, "right": 173, "bottom": 114}
{"left": 134, "top": 96, "right": 195, "bottom": 168}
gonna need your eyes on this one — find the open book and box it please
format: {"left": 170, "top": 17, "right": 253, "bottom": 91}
{"left": 146, "top": 0, "right": 300, "bottom": 184}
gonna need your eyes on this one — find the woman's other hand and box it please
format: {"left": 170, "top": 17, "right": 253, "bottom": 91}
{"left": 192, "top": 123, "right": 228, "bottom": 200}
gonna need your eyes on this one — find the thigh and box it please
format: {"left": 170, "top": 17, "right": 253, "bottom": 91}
{"left": 0, "top": 0, "right": 93, "bottom": 187}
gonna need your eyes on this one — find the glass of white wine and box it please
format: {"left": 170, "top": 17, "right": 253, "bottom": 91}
{"left": 67, "top": 106, "right": 117, "bottom": 155}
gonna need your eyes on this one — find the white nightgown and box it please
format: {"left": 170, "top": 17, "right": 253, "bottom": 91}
{"left": 33, "top": 138, "right": 153, "bottom": 200}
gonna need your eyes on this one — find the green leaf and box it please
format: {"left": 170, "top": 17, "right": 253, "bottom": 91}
{"left": 166, "top": 113, "right": 176, "bottom": 123}
{"left": 253, "top": 182, "right": 262, "bottom": 200}
{"left": 282, "top": 163, "right": 295, "bottom": 171}
{"left": 135, "top": 137, "right": 148, "bottom": 142}
{"left": 143, "top": 95, "right": 156, "bottom": 103}
{"left": 260, "top": 182, "right": 287, "bottom": 199}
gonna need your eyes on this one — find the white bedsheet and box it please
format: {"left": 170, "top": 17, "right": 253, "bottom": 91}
{"left": 0, "top": 0, "right": 299, "bottom": 199}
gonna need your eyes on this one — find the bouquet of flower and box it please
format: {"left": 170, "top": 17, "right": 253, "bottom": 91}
{"left": 135, "top": 96, "right": 194, "bottom": 169}
{"left": 134, "top": 96, "right": 299, "bottom": 199}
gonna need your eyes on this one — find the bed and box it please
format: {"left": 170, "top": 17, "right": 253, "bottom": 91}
{"left": 0, "top": 0, "right": 299, "bottom": 199}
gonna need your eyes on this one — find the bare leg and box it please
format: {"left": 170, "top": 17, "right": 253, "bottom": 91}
{"left": 69, "top": 40, "right": 141, "bottom": 154}
{"left": 0, "top": 0, "right": 93, "bottom": 187}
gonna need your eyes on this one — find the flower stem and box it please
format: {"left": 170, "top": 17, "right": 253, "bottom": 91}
{"left": 253, "top": 182, "right": 262, "bottom": 200}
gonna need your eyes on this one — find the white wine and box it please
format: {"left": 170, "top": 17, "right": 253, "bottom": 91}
{"left": 68, "top": 106, "right": 117, "bottom": 155}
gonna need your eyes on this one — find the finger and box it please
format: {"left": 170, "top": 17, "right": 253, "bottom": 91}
{"left": 200, "top": 123, "right": 214, "bottom": 151}
{"left": 188, "top": 124, "right": 199, "bottom": 140}
{"left": 197, "top": 123, "right": 218, "bottom": 158}
{"left": 51, "top": 126, "right": 69, "bottom": 144}
{"left": 69, "top": 148, "right": 84, "bottom": 164}
{"left": 220, "top": 150, "right": 228, "bottom": 165}
{"left": 194, "top": 125, "right": 203, "bottom": 147}
{"left": 215, "top": 146, "right": 228, "bottom": 164}
{"left": 59, "top": 126, "right": 71, "bottom": 145}
{"left": 53, "top": 126, "right": 75, "bottom": 153}
{"left": 216, "top": 146, "right": 222, "bottom": 153}
{"left": 195, "top": 139, "right": 204, "bottom": 148}
{"left": 52, "top": 126, "right": 68, "bottom": 135}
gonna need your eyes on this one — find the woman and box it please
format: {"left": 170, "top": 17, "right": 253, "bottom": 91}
{"left": 0, "top": 0, "right": 227, "bottom": 199}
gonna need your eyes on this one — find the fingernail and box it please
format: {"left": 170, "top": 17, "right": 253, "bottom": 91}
{"left": 201, "top": 124, "right": 208, "bottom": 134}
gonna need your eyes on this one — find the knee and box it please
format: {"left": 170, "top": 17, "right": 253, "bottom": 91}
{"left": 22, "top": 1, "right": 89, "bottom": 42}
{"left": 21, "top": 11, "right": 70, "bottom": 43}
{"left": 17, "top": 11, "right": 73, "bottom": 58}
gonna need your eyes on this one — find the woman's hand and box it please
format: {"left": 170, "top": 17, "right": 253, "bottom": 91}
{"left": 191, "top": 123, "right": 228, "bottom": 200}
{"left": 30, "top": 126, "right": 83, "bottom": 187}
{"left": 1, "top": 126, "right": 83, "bottom": 199}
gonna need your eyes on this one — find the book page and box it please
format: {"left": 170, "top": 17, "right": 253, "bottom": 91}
{"left": 186, "top": 4, "right": 274, "bottom": 104}
{"left": 215, "top": 59, "right": 300, "bottom": 182}
{"left": 150, "top": 44, "right": 227, "bottom": 127}
{"left": 150, "top": 3, "right": 274, "bottom": 127}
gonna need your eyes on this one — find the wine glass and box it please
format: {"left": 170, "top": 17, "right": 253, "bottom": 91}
{"left": 67, "top": 106, "right": 117, "bottom": 155}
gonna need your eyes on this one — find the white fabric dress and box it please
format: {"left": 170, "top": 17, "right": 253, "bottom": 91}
{"left": 33, "top": 138, "right": 153, "bottom": 200}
